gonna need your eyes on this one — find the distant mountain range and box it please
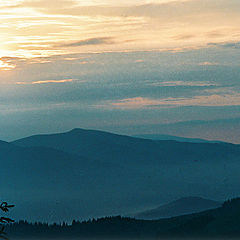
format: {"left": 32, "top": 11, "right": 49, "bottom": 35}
{"left": 127, "top": 117, "right": 240, "bottom": 144}
{"left": 133, "top": 196, "right": 222, "bottom": 220}
{"left": 133, "top": 134, "right": 224, "bottom": 143}
{"left": 1, "top": 128, "right": 240, "bottom": 222}
{"left": 11, "top": 128, "right": 239, "bottom": 165}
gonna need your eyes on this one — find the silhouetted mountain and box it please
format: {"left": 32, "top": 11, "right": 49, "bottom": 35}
{"left": 133, "top": 134, "right": 224, "bottom": 143}
{"left": 134, "top": 196, "right": 221, "bottom": 219}
{"left": 5, "top": 198, "right": 240, "bottom": 239}
{"left": 1, "top": 128, "right": 240, "bottom": 222}
{"left": 12, "top": 128, "right": 240, "bottom": 165}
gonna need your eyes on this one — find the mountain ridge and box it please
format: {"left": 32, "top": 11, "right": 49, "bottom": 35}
{"left": 12, "top": 128, "right": 240, "bottom": 165}
{"left": 133, "top": 196, "right": 222, "bottom": 220}
{"left": 133, "top": 134, "right": 225, "bottom": 143}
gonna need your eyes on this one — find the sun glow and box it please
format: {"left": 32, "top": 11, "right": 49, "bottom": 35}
{"left": 0, "top": 0, "right": 23, "bottom": 7}
{"left": 0, "top": 0, "right": 239, "bottom": 59}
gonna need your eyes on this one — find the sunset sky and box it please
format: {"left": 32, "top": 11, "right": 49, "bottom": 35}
{"left": 0, "top": 0, "right": 240, "bottom": 142}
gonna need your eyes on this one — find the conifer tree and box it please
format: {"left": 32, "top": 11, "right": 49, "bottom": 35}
{"left": 0, "top": 202, "right": 14, "bottom": 239}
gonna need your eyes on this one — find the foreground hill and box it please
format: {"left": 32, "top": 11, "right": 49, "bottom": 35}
{"left": 6, "top": 198, "right": 240, "bottom": 239}
{"left": 134, "top": 197, "right": 222, "bottom": 219}
{"left": 0, "top": 128, "right": 240, "bottom": 221}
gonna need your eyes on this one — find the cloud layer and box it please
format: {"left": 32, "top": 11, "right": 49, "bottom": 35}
{"left": 0, "top": 0, "right": 240, "bottom": 57}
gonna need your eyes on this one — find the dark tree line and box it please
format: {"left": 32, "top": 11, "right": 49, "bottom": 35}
{"left": 3, "top": 198, "right": 240, "bottom": 239}
{"left": 0, "top": 202, "right": 14, "bottom": 239}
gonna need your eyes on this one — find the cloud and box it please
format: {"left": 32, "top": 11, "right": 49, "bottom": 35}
{"left": 208, "top": 41, "right": 240, "bottom": 49}
{"left": 20, "top": 0, "right": 240, "bottom": 20}
{"left": 173, "top": 34, "right": 196, "bottom": 40}
{"left": 206, "top": 30, "right": 226, "bottom": 38}
{"left": 59, "top": 37, "right": 114, "bottom": 47}
{"left": 149, "top": 81, "right": 217, "bottom": 87}
{"left": 135, "top": 59, "right": 144, "bottom": 63}
{"left": 16, "top": 79, "right": 74, "bottom": 85}
{"left": 110, "top": 97, "right": 164, "bottom": 109}
{"left": 0, "top": 0, "right": 23, "bottom": 8}
{"left": 17, "top": 0, "right": 190, "bottom": 17}
{"left": 0, "top": 60, "right": 16, "bottom": 71}
{"left": 198, "top": 62, "right": 219, "bottom": 66}
{"left": 17, "top": 0, "right": 77, "bottom": 10}
{"left": 1, "top": 0, "right": 240, "bottom": 57}
{"left": 109, "top": 93, "right": 240, "bottom": 109}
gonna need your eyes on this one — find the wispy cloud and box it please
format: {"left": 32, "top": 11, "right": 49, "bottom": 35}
{"left": 16, "top": 79, "right": 74, "bottom": 85}
{"left": 0, "top": 60, "right": 16, "bottom": 70}
{"left": 0, "top": 0, "right": 23, "bottom": 8}
{"left": 198, "top": 62, "right": 219, "bottom": 66}
{"left": 111, "top": 97, "right": 163, "bottom": 109}
{"left": 109, "top": 93, "right": 240, "bottom": 109}
{"left": 135, "top": 59, "right": 144, "bottom": 63}
{"left": 1, "top": 0, "right": 240, "bottom": 57}
{"left": 173, "top": 34, "right": 196, "bottom": 41}
{"left": 59, "top": 37, "right": 114, "bottom": 47}
{"left": 208, "top": 41, "right": 240, "bottom": 49}
{"left": 16, "top": 0, "right": 191, "bottom": 16}
{"left": 149, "top": 81, "right": 217, "bottom": 87}
{"left": 16, "top": 0, "right": 77, "bottom": 10}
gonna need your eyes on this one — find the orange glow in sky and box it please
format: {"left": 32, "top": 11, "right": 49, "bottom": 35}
{"left": 0, "top": 0, "right": 239, "bottom": 59}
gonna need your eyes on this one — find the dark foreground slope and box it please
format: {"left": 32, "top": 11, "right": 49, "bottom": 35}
{"left": 134, "top": 197, "right": 222, "bottom": 219}
{"left": 6, "top": 198, "right": 240, "bottom": 239}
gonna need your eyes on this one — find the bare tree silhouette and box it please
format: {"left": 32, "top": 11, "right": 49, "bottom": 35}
{"left": 0, "top": 202, "right": 14, "bottom": 239}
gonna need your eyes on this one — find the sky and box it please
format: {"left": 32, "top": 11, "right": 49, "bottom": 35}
{"left": 0, "top": 0, "right": 240, "bottom": 142}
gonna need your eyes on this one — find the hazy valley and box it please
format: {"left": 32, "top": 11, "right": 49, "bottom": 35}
{"left": 1, "top": 128, "right": 240, "bottom": 223}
